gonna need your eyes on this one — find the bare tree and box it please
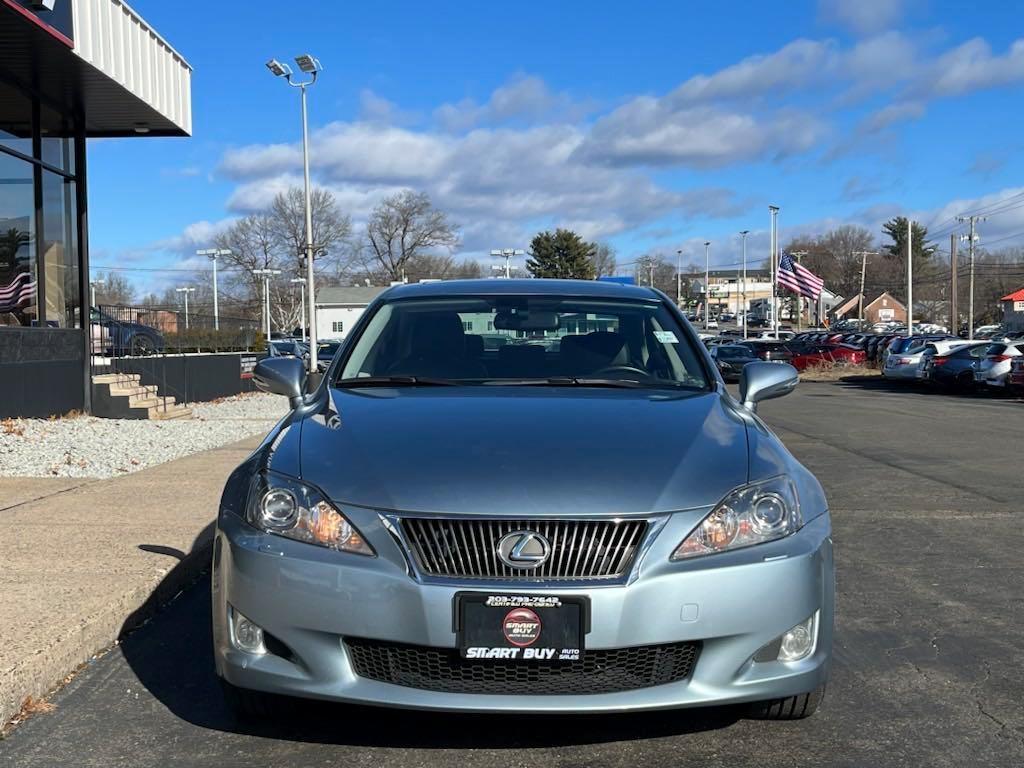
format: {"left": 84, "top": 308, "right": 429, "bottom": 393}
{"left": 92, "top": 271, "right": 135, "bottom": 305}
{"left": 453, "top": 259, "right": 483, "bottom": 279}
{"left": 270, "top": 187, "right": 354, "bottom": 280}
{"left": 592, "top": 243, "right": 617, "bottom": 278}
{"left": 364, "top": 191, "right": 459, "bottom": 281}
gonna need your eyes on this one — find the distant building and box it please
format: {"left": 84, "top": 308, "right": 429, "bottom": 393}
{"left": 315, "top": 286, "right": 390, "bottom": 339}
{"left": 1001, "top": 287, "right": 1024, "bottom": 332}
{"left": 863, "top": 292, "right": 907, "bottom": 326}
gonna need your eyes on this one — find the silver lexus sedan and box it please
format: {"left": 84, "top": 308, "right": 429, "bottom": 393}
{"left": 213, "top": 279, "right": 834, "bottom": 720}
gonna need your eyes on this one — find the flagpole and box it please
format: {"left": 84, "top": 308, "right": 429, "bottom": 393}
{"left": 769, "top": 205, "right": 779, "bottom": 338}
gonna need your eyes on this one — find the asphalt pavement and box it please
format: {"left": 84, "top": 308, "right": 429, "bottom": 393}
{"left": 2, "top": 381, "right": 1022, "bottom": 768}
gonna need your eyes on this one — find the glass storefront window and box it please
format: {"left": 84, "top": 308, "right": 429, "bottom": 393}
{"left": 0, "top": 152, "right": 37, "bottom": 327}
{"left": 40, "top": 102, "right": 75, "bottom": 174}
{"left": 42, "top": 170, "right": 79, "bottom": 328}
{"left": 0, "top": 80, "right": 33, "bottom": 158}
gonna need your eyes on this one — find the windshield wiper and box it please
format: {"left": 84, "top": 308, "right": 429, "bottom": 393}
{"left": 334, "top": 376, "right": 459, "bottom": 388}
{"left": 482, "top": 377, "right": 650, "bottom": 389}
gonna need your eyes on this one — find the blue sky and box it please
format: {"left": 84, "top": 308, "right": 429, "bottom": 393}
{"left": 88, "top": 0, "right": 1024, "bottom": 291}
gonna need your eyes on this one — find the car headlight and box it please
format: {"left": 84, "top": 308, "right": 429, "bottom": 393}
{"left": 248, "top": 472, "right": 374, "bottom": 555}
{"left": 672, "top": 476, "right": 802, "bottom": 560}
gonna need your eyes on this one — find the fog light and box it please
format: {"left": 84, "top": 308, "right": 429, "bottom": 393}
{"left": 230, "top": 606, "right": 266, "bottom": 654}
{"left": 777, "top": 613, "right": 817, "bottom": 662}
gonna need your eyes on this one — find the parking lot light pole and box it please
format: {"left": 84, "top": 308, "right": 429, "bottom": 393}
{"left": 676, "top": 249, "right": 683, "bottom": 307}
{"left": 89, "top": 279, "right": 104, "bottom": 308}
{"left": 253, "top": 268, "right": 281, "bottom": 341}
{"left": 197, "top": 248, "right": 231, "bottom": 330}
{"left": 290, "top": 277, "right": 307, "bottom": 342}
{"left": 175, "top": 286, "right": 195, "bottom": 330}
{"left": 267, "top": 54, "right": 322, "bottom": 373}
{"left": 739, "top": 231, "right": 749, "bottom": 338}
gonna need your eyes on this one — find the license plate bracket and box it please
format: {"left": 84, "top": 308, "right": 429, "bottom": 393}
{"left": 454, "top": 593, "right": 588, "bottom": 661}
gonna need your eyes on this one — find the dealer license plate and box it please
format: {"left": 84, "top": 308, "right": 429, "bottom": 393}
{"left": 455, "top": 593, "right": 586, "bottom": 662}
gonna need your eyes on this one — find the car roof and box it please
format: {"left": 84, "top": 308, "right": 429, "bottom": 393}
{"left": 380, "top": 278, "right": 662, "bottom": 301}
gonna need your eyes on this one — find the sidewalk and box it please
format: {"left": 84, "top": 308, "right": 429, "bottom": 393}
{"left": 0, "top": 434, "right": 263, "bottom": 727}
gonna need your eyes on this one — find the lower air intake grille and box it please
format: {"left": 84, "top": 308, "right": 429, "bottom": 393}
{"left": 345, "top": 638, "right": 700, "bottom": 695}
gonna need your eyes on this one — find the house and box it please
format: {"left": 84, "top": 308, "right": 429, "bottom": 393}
{"left": 862, "top": 292, "right": 906, "bottom": 326}
{"left": 315, "top": 286, "right": 390, "bottom": 340}
{"left": 1001, "top": 287, "right": 1024, "bottom": 332}
{"left": 831, "top": 294, "right": 863, "bottom": 321}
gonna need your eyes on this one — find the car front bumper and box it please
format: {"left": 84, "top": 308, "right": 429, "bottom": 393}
{"left": 212, "top": 511, "right": 834, "bottom": 713}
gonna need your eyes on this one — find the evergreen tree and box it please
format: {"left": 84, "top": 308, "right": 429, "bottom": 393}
{"left": 881, "top": 217, "right": 937, "bottom": 261}
{"left": 526, "top": 229, "right": 597, "bottom": 279}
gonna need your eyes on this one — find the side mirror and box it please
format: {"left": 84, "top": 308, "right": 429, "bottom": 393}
{"left": 253, "top": 356, "right": 307, "bottom": 408}
{"left": 738, "top": 362, "right": 798, "bottom": 413}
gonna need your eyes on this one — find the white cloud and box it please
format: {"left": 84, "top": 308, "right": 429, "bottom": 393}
{"left": 819, "top": 0, "right": 908, "bottom": 36}
{"left": 669, "top": 39, "right": 839, "bottom": 104}
{"left": 859, "top": 100, "right": 926, "bottom": 133}
{"left": 576, "top": 101, "right": 825, "bottom": 168}
{"left": 919, "top": 38, "right": 1024, "bottom": 98}
{"left": 433, "top": 74, "right": 593, "bottom": 132}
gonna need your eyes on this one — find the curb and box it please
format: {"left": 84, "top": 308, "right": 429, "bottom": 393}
{"left": 1, "top": 531, "right": 214, "bottom": 729}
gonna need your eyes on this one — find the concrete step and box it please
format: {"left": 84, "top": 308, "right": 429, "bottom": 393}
{"left": 108, "top": 384, "right": 160, "bottom": 398}
{"left": 127, "top": 395, "right": 176, "bottom": 409}
{"left": 92, "top": 373, "right": 141, "bottom": 385}
{"left": 148, "top": 405, "right": 192, "bottom": 420}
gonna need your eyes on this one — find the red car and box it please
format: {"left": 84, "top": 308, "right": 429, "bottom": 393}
{"left": 1010, "top": 357, "right": 1024, "bottom": 393}
{"left": 786, "top": 343, "right": 867, "bottom": 371}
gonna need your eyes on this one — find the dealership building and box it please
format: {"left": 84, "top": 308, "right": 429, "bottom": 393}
{"left": 0, "top": 0, "right": 191, "bottom": 417}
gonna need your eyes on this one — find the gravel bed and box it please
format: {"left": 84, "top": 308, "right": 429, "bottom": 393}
{"left": 0, "top": 393, "right": 289, "bottom": 478}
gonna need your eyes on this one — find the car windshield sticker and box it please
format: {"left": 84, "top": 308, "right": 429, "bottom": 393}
{"left": 654, "top": 330, "right": 678, "bottom": 343}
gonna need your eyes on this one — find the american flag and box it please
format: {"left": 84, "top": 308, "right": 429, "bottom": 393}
{"left": 0, "top": 272, "right": 36, "bottom": 313}
{"left": 777, "top": 252, "right": 824, "bottom": 300}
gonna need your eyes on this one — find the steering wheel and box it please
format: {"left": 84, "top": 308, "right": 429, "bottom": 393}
{"left": 593, "top": 364, "right": 649, "bottom": 378}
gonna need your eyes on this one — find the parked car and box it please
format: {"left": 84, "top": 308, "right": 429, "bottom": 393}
{"left": 1009, "top": 357, "right": 1024, "bottom": 393}
{"left": 974, "top": 342, "right": 1024, "bottom": 389}
{"left": 737, "top": 340, "right": 793, "bottom": 363}
{"left": 221, "top": 279, "right": 834, "bottom": 721}
{"left": 89, "top": 306, "right": 165, "bottom": 357}
{"left": 919, "top": 342, "right": 990, "bottom": 391}
{"left": 786, "top": 344, "right": 866, "bottom": 372}
{"left": 710, "top": 343, "right": 760, "bottom": 381}
{"left": 880, "top": 335, "right": 952, "bottom": 376}
{"left": 316, "top": 340, "right": 342, "bottom": 372}
{"left": 268, "top": 339, "right": 309, "bottom": 360}
{"left": 718, "top": 312, "right": 736, "bottom": 324}
{"left": 883, "top": 337, "right": 958, "bottom": 381}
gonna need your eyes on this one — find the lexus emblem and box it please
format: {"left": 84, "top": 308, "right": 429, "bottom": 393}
{"left": 496, "top": 530, "right": 551, "bottom": 569}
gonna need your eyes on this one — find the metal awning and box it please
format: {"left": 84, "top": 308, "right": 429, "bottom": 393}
{"left": 0, "top": 0, "right": 191, "bottom": 137}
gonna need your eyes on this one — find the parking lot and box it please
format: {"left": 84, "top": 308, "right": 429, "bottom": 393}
{"left": 1, "top": 380, "right": 1020, "bottom": 768}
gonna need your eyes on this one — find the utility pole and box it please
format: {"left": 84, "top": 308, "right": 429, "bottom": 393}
{"left": 906, "top": 218, "right": 913, "bottom": 337}
{"left": 290, "top": 277, "right": 307, "bottom": 342}
{"left": 676, "top": 249, "right": 683, "bottom": 307}
{"left": 739, "top": 231, "right": 749, "bottom": 339}
{"left": 852, "top": 251, "right": 878, "bottom": 330}
{"left": 703, "top": 241, "right": 711, "bottom": 331}
{"left": 769, "top": 205, "right": 779, "bottom": 337}
{"left": 949, "top": 235, "right": 958, "bottom": 335}
{"left": 175, "top": 287, "right": 195, "bottom": 330}
{"left": 957, "top": 215, "right": 985, "bottom": 339}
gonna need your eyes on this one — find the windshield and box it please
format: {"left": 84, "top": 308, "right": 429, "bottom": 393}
{"left": 336, "top": 296, "right": 709, "bottom": 390}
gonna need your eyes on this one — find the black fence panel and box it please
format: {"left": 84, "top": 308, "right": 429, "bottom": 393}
{"left": 93, "top": 304, "right": 262, "bottom": 355}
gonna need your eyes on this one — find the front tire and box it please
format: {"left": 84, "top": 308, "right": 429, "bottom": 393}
{"left": 130, "top": 334, "right": 156, "bottom": 356}
{"left": 748, "top": 685, "right": 825, "bottom": 720}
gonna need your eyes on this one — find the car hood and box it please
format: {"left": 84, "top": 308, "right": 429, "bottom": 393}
{"left": 296, "top": 387, "right": 750, "bottom": 516}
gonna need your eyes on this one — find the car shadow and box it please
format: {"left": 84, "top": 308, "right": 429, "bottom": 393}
{"left": 118, "top": 526, "right": 742, "bottom": 749}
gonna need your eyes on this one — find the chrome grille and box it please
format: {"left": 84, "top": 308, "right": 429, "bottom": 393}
{"left": 400, "top": 518, "right": 647, "bottom": 581}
